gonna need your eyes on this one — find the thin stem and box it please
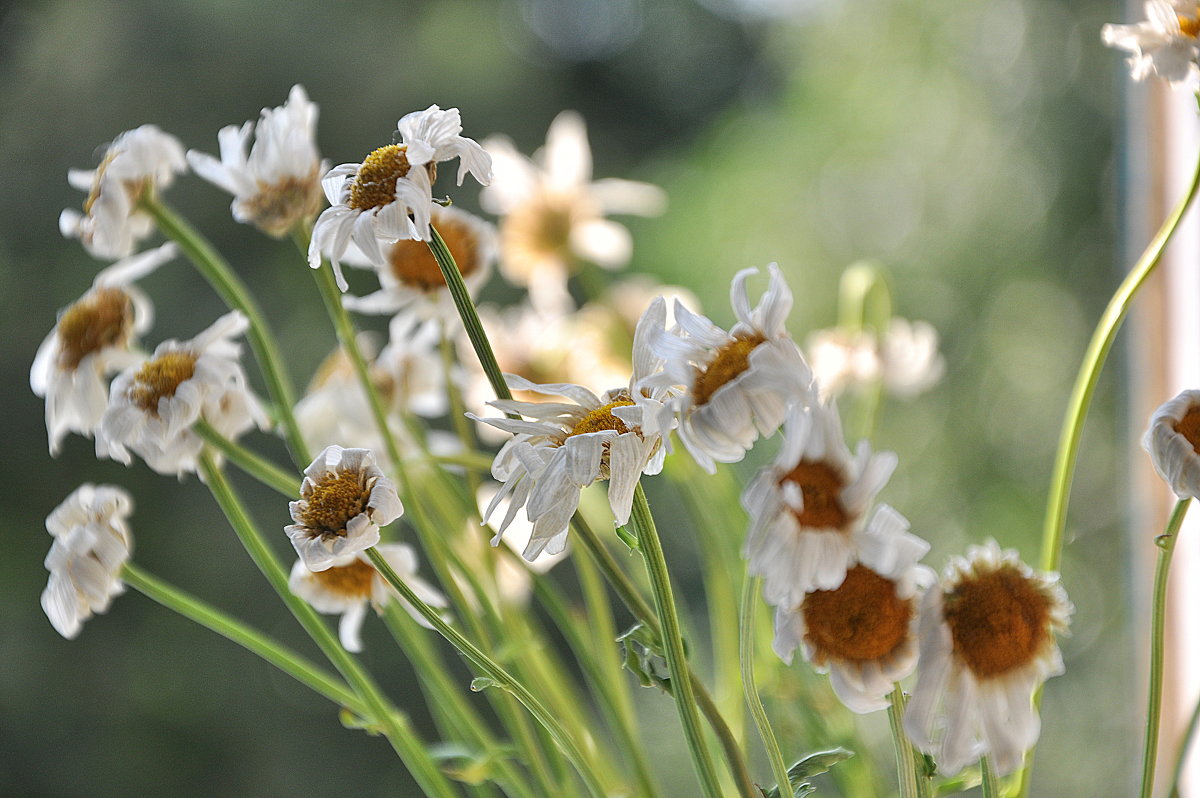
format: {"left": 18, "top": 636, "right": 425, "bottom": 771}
{"left": 1168, "top": 690, "right": 1200, "bottom": 798}
{"left": 1141, "top": 499, "right": 1191, "bottom": 798}
{"left": 740, "top": 576, "right": 792, "bottom": 796}
{"left": 194, "top": 419, "right": 296, "bottom": 496}
{"left": 887, "top": 685, "right": 926, "bottom": 798}
{"left": 141, "top": 196, "right": 310, "bottom": 467}
{"left": 980, "top": 757, "right": 999, "bottom": 798}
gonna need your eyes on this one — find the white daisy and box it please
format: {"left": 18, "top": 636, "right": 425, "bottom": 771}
{"left": 1102, "top": 1, "right": 1200, "bottom": 87}
{"left": 187, "top": 84, "right": 326, "bottom": 237}
{"left": 97, "top": 311, "right": 267, "bottom": 476}
{"left": 285, "top": 445, "right": 404, "bottom": 572}
{"left": 480, "top": 111, "right": 667, "bottom": 315}
{"left": 807, "top": 318, "right": 944, "bottom": 401}
{"left": 31, "top": 243, "right": 177, "bottom": 454}
{"left": 644, "top": 263, "right": 816, "bottom": 473}
{"left": 1143, "top": 388, "right": 1200, "bottom": 499}
{"left": 771, "top": 505, "right": 934, "bottom": 713}
{"left": 60, "top": 125, "right": 187, "bottom": 259}
{"left": 288, "top": 543, "right": 446, "bottom": 652}
{"left": 40, "top": 484, "right": 134, "bottom": 639}
{"left": 903, "top": 540, "right": 1072, "bottom": 777}
{"left": 307, "top": 105, "right": 492, "bottom": 292}
{"left": 742, "top": 400, "right": 898, "bottom": 607}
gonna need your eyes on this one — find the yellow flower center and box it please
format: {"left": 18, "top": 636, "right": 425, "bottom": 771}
{"left": 129, "top": 351, "right": 198, "bottom": 412}
{"left": 312, "top": 557, "right": 377, "bottom": 599}
{"left": 243, "top": 168, "right": 325, "bottom": 237}
{"left": 779, "top": 460, "right": 850, "bottom": 529}
{"left": 802, "top": 564, "right": 912, "bottom": 664}
{"left": 1173, "top": 403, "right": 1200, "bottom": 455}
{"left": 501, "top": 193, "right": 576, "bottom": 268}
{"left": 299, "top": 470, "right": 370, "bottom": 535}
{"left": 387, "top": 211, "right": 480, "bottom": 292}
{"left": 1179, "top": 12, "right": 1200, "bottom": 39}
{"left": 943, "top": 563, "right": 1053, "bottom": 680}
{"left": 693, "top": 335, "right": 765, "bottom": 407}
{"left": 56, "top": 287, "right": 133, "bottom": 371}
{"left": 568, "top": 398, "right": 636, "bottom": 437}
{"left": 348, "top": 144, "right": 436, "bottom": 211}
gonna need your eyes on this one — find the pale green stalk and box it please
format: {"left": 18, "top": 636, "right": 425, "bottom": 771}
{"left": 1168, "top": 693, "right": 1200, "bottom": 798}
{"left": 980, "top": 757, "right": 999, "bottom": 798}
{"left": 887, "top": 685, "right": 927, "bottom": 798}
{"left": 194, "top": 420, "right": 296, "bottom": 496}
{"left": 739, "top": 575, "right": 792, "bottom": 796}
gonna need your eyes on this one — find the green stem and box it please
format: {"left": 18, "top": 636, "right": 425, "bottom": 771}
{"left": 981, "top": 757, "right": 999, "bottom": 798}
{"left": 740, "top": 576, "right": 791, "bottom": 796}
{"left": 1141, "top": 499, "right": 1191, "bottom": 798}
{"left": 887, "top": 685, "right": 926, "bottom": 798}
{"left": 195, "top": 420, "right": 296, "bottom": 496}
{"left": 439, "top": 321, "right": 483, "bottom": 501}
{"left": 141, "top": 196, "right": 310, "bottom": 467}
{"left": 628, "top": 484, "right": 724, "bottom": 798}
{"left": 1168, "top": 689, "right": 1200, "bottom": 798}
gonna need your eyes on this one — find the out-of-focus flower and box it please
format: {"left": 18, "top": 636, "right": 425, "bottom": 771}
{"left": 41, "top": 484, "right": 134, "bottom": 639}
{"left": 644, "top": 263, "right": 815, "bottom": 473}
{"left": 285, "top": 445, "right": 403, "bottom": 572}
{"left": 60, "top": 125, "right": 187, "bottom": 259}
{"left": 288, "top": 543, "right": 446, "bottom": 652}
{"left": 807, "top": 318, "right": 944, "bottom": 400}
{"left": 97, "top": 311, "right": 266, "bottom": 476}
{"left": 1144, "top": 388, "right": 1200, "bottom": 499}
{"left": 481, "top": 111, "right": 666, "bottom": 315}
{"left": 308, "top": 105, "right": 491, "bottom": 291}
{"left": 187, "top": 84, "right": 326, "bottom": 237}
{"left": 1102, "top": 1, "right": 1200, "bottom": 87}
{"left": 904, "top": 540, "right": 1072, "bottom": 777}
{"left": 742, "top": 401, "right": 898, "bottom": 607}
{"left": 771, "top": 505, "right": 933, "bottom": 713}
{"left": 31, "top": 243, "right": 177, "bottom": 454}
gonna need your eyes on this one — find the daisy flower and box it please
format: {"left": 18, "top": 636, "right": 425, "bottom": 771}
{"left": 481, "top": 111, "right": 667, "bottom": 315}
{"left": 285, "top": 445, "right": 404, "bottom": 572}
{"left": 1143, "top": 388, "right": 1200, "bottom": 499}
{"left": 288, "top": 543, "right": 446, "bottom": 652}
{"left": 903, "top": 540, "right": 1072, "bottom": 777}
{"left": 807, "top": 318, "right": 944, "bottom": 401}
{"left": 97, "top": 311, "right": 267, "bottom": 476}
{"left": 307, "top": 105, "right": 492, "bottom": 292}
{"left": 644, "top": 263, "right": 815, "bottom": 473}
{"left": 471, "top": 297, "right": 670, "bottom": 560}
{"left": 771, "top": 505, "right": 934, "bottom": 713}
{"left": 742, "top": 400, "right": 899, "bottom": 607}
{"left": 60, "top": 125, "right": 187, "bottom": 259}
{"left": 40, "top": 484, "right": 134, "bottom": 639}
{"left": 31, "top": 243, "right": 177, "bottom": 454}
{"left": 1102, "top": 1, "right": 1200, "bottom": 87}
{"left": 187, "top": 84, "right": 326, "bottom": 237}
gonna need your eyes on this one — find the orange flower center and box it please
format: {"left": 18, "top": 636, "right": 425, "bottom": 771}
{"left": 56, "top": 287, "right": 133, "bottom": 371}
{"left": 693, "top": 335, "right": 765, "bottom": 407}
{"left": 802, "top": 564, "right": 912, "bottom": 664}
{"left": 300, "top": 470, "right": 370, "bottom": 535}
{"left": 387, "top": 212, "right": 480, "bottom": 292}
{"left": 129, "top": 351, "right": 198, "bottom": 413}
{"left": 348, "top": 144, "right": 436, "bottom": 211}
{"left": 312, "top": 557, "right": 377, "bottom": 599}
{"left": 779, "top": 460, "right": 850, "bottom": 529}
{"left": 568, "top": 398, "right": 635, "bottom": 438}
{"left": 243, "top": 168, "right": 325, "bottom": 237}
{"left": 943, "top": 563, "right": 1053, "bottom": 680}
{"left": 1173, "top": 404, "right": 1200, "bottom": 455}
{"left": 1179, "top": 12, "right": 1200, "bottom": 39}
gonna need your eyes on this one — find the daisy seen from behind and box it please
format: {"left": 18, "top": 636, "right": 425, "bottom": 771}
{"left": 1144, "top": 388, "right": 1200, "bottom": 499}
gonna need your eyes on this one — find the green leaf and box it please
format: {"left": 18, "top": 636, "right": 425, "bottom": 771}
{"left": 616, "top": 622, "right": 671, "bottom": 694}
{"left": 428, "top": 742, "right": 516, "bottom": 786}
{"left": 761, "top": 748, "right": 856, "bottom": 798}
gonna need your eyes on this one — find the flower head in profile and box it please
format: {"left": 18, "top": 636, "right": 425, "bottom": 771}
{"left": 1144, "top": 388, "right": 1200, "bottom": 499}
{"left": 480, "top": 111, "right": 666, "bottom": 315}
{"left": 31, "top": 243, "right": 177, "bottom": 454}
{"left": 307, "top": 105, "right": 492, "bottom": 291}
{"left": 289, "top": 543, "right": 446, "bottom": 652}
{"left": 742, "top": 401, "right": 899, "bottom": 607}
{"left": 904, "top": 540, "right": 1072, "bottom": 777}
{"left": 41, "top": 484, "right": 134, "bottom": 639}
{"left": 97, "top": 311, "right": 267, "bottom": 476}
{"left": 808, "top": 318, "right": 944, "bottom": 401}
{"left": 644, "top": 263, "right": 815, "bottom": 473}
{"left": 1102, "top": 1, "right": 1200, "bottom": 87}
{"left": 187, "top": 84, "right": 326, "bottom": 237}
{"left": 286, "top": 445, "right": 404, "bottom": 572}
{"left": 471, "top": 298, "right": 670, "bottom": 559}
{"left": 60, "top": 125, "right": 187, "bottom": 259}
{"left": 772, "top": 505, "right": 933, "bottom": 713}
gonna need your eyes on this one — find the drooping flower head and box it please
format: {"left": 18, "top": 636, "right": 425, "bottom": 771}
{"left": 60, "top": 125, "right": 187, "bottom": 259}
{"left": 1144, "top": 388, "right": 1200, "bottom": 499}
{"left": 187, "top": 84, "right": 327, "bottom": 237}
{"left": 904, "top": 540, "right": 1072, "bottom": 777}
{"left": 286, "top": 445, "right": 404, "bottom": 572}
{"left": 31, "top": 243, "right": 177, "bottom": 454}
{"left": 1102, "top": 1, "right": 1200, "bottom": 87}
{"left": 41, "top": 484, "right": 134, "bottom": 639}
{"left": 742, "top": 400, "right": 898, "bottom": 606}
{"left": 307, "top": 105, "right": 492, "bottom": 291}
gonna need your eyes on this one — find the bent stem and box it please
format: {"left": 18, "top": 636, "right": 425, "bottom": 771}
{"left": 740, "top": 575, "right": 792, "bottom": 796}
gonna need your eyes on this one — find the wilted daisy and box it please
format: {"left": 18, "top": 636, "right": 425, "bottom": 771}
{"left": 41, "top": 484, "right": 134, "bottom": 639}
{"left": 97, "top": 311, "right": 267, "bottom": 476}
{"left": 286, "top": 445, "right": 404, "bottom": 572}
{"left": 1102, "top": 1, "right": 1200, "bottom": 87}
{"left": 288, "top": 543, "right": 446, "bottom": 652}
{"left": 644, "top": 263, "right": 815, "bottom": 473}
{"left": 60, "top": 125, "right": 187, "bottom": 259}
{"left": 187, "top": 84, "right": 326, "bottom": 237}
{"left": 31, "top": 243, "right": 177, "bottom": 454}
{"left": 742, "top": 400, "right": 899, "bottom": 607}
{"left": 904, "top": 540, "right": 1072, "bottom": 777}
{"left": 807, "top": 318, "right": 944, "bottom": 400}
{"left": 481, "top": 111, "right": 666, "bottom": 315}
{"left": 307, "top": 105, "right": 492, "bottom": 291}
{"left": 471, "top": 298, "right": 670, "bottom": 559}
{"left": 771, "top": 505, "right": 934, "bottom": 713}
{"left": 1143, "top": 388, "right": 1200, "bottom": 499}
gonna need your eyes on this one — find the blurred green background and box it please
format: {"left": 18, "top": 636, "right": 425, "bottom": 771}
{"left": 1, "top": 0, "right": 1138, "bottom": 795}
